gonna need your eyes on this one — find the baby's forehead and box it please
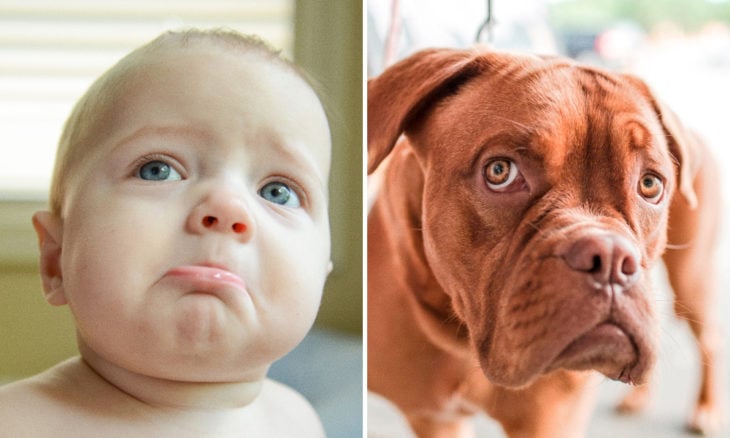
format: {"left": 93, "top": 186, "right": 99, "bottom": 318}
{"left": 123, "top": 42, "right": 297, "bottom": 87}
{"left": 88, "top": 43, "right": 331, "bottom": 172}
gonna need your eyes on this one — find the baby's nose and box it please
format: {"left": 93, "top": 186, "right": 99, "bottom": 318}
{"left": 187, "top": 191, "right": 253, "bottom": 239}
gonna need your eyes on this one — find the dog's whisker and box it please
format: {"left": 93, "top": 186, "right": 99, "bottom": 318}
{"left": 665, "top": 241, "right": 695, "bottom": 250}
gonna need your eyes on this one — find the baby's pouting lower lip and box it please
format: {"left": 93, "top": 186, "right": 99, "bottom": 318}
{"left": 165, "top": 265, "right": 247, "bottom": 292}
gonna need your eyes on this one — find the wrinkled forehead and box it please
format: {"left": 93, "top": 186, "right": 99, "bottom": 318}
{"left": 416, "top": 56, "right": 667, "bottom": 166}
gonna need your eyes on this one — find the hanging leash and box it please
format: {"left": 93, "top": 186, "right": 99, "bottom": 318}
{"left": 475, "top": 0, "right": 495, "bottom": 43}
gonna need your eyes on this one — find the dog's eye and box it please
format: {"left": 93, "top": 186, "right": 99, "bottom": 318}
{"left": 484, "top": 159, "right": 520, "bottom": 191}
{"left": 638, "top": 174, "right": 664, "bottom": 203}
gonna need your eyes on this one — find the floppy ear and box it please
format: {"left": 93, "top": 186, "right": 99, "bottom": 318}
{"left": 32, "top": 211, "right": 67, "bottom": 306}
{"left": 654, "top": 100, "right": 700, "bottom": 209}
{"left": 368, "top": 48, "right": 481, "bottom": 174}
{"left": 623, "top": 75, "right": 699, "bottom": 209}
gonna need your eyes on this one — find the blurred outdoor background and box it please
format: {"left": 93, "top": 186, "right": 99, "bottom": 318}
{"left": 368, "top": 0, "right": 730, "bottom": 436}
{"left": 0, "top": 2, "right": 362, "bottom": 437}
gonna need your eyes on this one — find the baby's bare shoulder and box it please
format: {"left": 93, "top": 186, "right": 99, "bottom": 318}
{"left": 0, "top": 358, "right": 119, "bottom": 436}
{"left": 0, "top": 364, "right": 69, "bottom": 409}
{"left": 0, "top": 376, "right": 45, "bottom": 409}
{"left": 258, "top": 379, "right": 325, "bottom": 437}
{"left": 0, "top": 367, "right": 76, "bottom": 435}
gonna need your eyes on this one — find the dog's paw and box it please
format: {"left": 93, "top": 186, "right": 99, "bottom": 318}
{"left": 615, "top": 384, "right": 650, "bottom": 414}
{"left": 686, "top": 402, "right": 727, "bottom": 436}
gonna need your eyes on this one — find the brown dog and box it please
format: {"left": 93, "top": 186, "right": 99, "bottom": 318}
{"left": 367, "top": 47, "right": 725, "bottom": 437}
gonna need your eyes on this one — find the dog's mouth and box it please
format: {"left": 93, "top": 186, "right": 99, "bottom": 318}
{"left": 476, "top": 223, "right": 658, "bottom": 388}
{"left": 547, "top": 321, "right": 638, "bottom": 383}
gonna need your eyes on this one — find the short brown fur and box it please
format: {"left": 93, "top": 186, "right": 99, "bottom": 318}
{"left": 368, "top": 47, "right": 725, "bottom": 437}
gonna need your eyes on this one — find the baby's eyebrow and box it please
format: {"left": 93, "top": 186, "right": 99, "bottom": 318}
{"left": 112, "top": 125, "right": 210, "bottom": 152}
{"left": 267, "top": 138, "right": 327, "bottom": 189}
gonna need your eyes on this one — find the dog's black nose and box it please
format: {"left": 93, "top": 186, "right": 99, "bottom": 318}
{"left": 564, "top": 233, "right": 640, "bottom": 288}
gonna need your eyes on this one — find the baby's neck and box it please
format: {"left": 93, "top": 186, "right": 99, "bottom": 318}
{"left": 78, "top": 343, "right": 265, "bottom": 410}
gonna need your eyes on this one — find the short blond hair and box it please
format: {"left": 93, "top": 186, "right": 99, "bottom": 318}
{"left": 50, "top": 28, "right": 316, "bottom": 216}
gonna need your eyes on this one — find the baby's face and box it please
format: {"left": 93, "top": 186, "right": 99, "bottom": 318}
{"left": 58, "top": 48, "right": 331, "bottom": 381}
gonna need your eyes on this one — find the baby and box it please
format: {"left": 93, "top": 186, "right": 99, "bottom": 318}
{"left": 0, "top": 29, "right": 332, "bottom": 437}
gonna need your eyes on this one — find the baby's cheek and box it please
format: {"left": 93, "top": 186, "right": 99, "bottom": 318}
{"left": 264, "top": 239, "right": 327, "bottom": 333}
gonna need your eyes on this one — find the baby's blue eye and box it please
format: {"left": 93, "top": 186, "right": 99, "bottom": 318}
{"left": 137, "top": 160, "right": 182, "bottom": 181}
{"left": 259, "top": 182, "right": 301, "bottom": 207}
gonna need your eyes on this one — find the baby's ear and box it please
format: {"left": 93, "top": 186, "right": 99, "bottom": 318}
{"left": 32, "top": 211, "right": 67, "bottom": 306}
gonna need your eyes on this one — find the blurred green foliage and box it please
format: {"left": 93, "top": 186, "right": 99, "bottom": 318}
{"left": 549, "top": 0, "right": 730, "bottom": 31}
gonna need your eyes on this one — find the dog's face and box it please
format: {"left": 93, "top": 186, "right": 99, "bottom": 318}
{"left": 369, "top": 49, "right": 697, "bottom": 388}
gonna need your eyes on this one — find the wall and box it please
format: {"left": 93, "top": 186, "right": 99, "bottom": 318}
{"left": 0, "top": 200, "right": 77, "bottom": 379}
{"left": 295, "top": 0, "right": 363, "bottom": 334}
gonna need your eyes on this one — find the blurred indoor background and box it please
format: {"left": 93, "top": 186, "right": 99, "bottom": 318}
{"left": 0, "top": 1, "right": 362, "bottom": 437}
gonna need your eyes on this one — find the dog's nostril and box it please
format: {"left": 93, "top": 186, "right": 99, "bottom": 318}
{"left": 621, "top": 256, "right": 638, "bottom": 277}
{"left": 203, "top": 216, "right": 218, "bottom": 227}
{"left": 564, "top": 234, "right": 640, "bottom": 287}
{"left": 590, "top": 255, "right": 603, "bottom": 274}
{"left": 564, "top": 237, "right": 610, "bottom": 275}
